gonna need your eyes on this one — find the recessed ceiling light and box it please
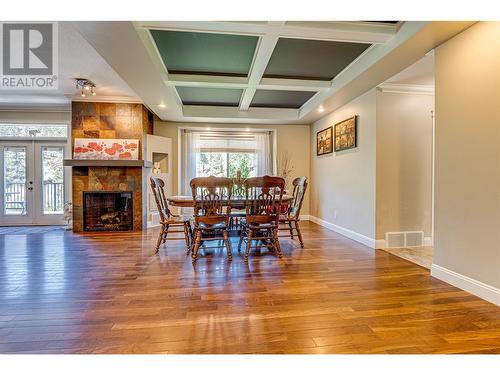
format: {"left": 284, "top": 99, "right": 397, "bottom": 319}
{"left": 318, "top": 106, "right": 325, "bottom": 113}
{"left": 158, "top": 104, "right": 166, "bottom": 108}
{"left": 245, "top": 128, "right": 251, "bottom": 132}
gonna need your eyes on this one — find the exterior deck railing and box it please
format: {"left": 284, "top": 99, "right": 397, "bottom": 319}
{"left": 5, "top": 182, "right": 64, "bottom": 213}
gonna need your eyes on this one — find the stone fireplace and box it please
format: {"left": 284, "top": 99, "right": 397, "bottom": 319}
{"left": 66, "top": 101, "right": 154, "bottom": 232}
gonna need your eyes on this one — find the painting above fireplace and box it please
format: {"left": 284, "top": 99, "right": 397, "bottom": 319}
{"left": 74, "top": 138, "right": 139, "bottom": 160}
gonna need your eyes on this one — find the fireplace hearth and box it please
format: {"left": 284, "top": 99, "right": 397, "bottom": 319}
{"left": 83, "top": 192, "right": 133, "bottom": 231}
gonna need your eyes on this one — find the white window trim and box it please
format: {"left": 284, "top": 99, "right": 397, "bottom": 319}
{"left": 177, "top": 126, "right": 277, "bottom": 195}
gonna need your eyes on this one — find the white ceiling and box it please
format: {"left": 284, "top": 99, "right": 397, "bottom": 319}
{"left": 73, "top": 21, "right": 473, "bottom": 124}
{"left": 1, "top": 21, "right": 470, "bottom": 123}
{"left": 0, "top": 22, "right": 140, "bottom": 112}
{"left": 385, "top": 53, "right": 435, "bottom": 86}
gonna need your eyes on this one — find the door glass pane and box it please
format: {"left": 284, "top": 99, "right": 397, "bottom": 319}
{"left": 3, "top": 147, "right": 27, "bottom": 215}
{"left": 42, "top": 147, "right": 64, "bottom": 214}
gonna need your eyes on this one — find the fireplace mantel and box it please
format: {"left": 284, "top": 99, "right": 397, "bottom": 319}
{"left": 64, "top": 159, "right": 152, "bottom": 168}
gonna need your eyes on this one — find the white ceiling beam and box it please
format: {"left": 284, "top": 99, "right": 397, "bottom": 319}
{"left": 135, "top": 21, "right": 270, "bottom": 36}
{"left": 280, "top": 21, "right": 397, "bottom": 44}
{"left": 183, "top": 105, "right": 298, "bottom": 121}
{"left": 239, "top": 21, "right": 284, "bottom": 111}
{"left": 167, "top": 74, "right": 330, "bottom": 92}
{"left": 136, "top": 21, "right": 397, "bottom": 44}
{"left": 259, "top": 77, "right": 331, "bottom": 92}
{"left": 238, "top": 87, "right": 257, "bottom": 110}
{"left": 167, "top": 74, "right": 248, "bottom": 89}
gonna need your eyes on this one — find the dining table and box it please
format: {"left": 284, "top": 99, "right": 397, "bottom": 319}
{"left": 167, "top": 194, "right": 293, "bottom": 209}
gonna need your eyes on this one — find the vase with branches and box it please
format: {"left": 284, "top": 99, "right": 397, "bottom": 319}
{"left": 277, "top": 151, "right": 294, "bottom": 190}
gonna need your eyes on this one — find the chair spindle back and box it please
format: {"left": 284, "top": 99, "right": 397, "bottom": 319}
{"left": 150, "top": 176, "right": 173, "bottom": 223}
{"left": 190, "top": 177, "right": 233, "bottom": 222}
{"left": 288, "top": 177, "right": 308, "bottom": 219}
{"left": 243, "top": 176, "right": 285, "bottom": 223}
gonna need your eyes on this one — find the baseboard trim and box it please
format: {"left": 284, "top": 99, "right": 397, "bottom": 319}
{"left": 431, "top": 264, "right": 500, "bottom": 306}
{"left": 308, "top": 215, "right": 375, "bottom": 249}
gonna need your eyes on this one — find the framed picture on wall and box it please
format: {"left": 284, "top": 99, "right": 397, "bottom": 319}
{"left": 316, "top": 126, "right": 333, "bottom": 156}
{"left": 73, "top": 138, "right": 139, "bottom": 160}
{"left": 334, "top": 116, "right": 357, "bottom": 152}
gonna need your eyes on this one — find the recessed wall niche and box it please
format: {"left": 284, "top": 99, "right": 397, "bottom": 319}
{"left": 152, "top": 152, "right": 169, "bottom": 174}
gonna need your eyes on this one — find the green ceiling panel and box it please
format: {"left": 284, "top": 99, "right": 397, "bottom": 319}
{"left": 251, "top": 90, "right": 316, "bottom": 109}
{"left": 263, "top": 38, "right": 371, "bottom": 81}
{"left": 177, "top": 87, "right": 243, "bottom": 107}
{"left": 150, "top": 30, "right": 259, "bottom": 76}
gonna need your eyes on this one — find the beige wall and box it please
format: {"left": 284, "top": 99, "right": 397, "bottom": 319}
{"left": 310, "top": 89, "right": 377, "bottom": 239}
{"left": 434, "top": 21, "right": 500, "bottom": 288}
{"left": 154, "top": 120, "right": 311, "bottom": 215}
{"left": 376, "top": 91, "right": 434, "bottom": 239}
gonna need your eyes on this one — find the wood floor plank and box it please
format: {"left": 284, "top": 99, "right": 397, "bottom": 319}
{"left": 0, "top": 221, "right": 499, "bottom": 353}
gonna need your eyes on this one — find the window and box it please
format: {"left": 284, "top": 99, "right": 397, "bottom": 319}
{"left": 196, "top": 135, "right": 258, "bottom": 178}
{"left": 0, "top": 124, "right": 68, "bottom": 138}
{"left": 181, "top": 129, "right": 274, "bottom": 194}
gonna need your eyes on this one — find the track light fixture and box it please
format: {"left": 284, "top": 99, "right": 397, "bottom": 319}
{"left": 75, "top": 78, "right": 96, "bottom": 97}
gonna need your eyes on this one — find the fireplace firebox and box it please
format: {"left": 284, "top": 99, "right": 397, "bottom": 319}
{"left": 83, "top": 192, "right": 133, "bottom": 231}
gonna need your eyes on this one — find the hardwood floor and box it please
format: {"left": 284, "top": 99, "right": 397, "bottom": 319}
{"left": 380, "top": 246, "right": 434, "bottom": 269}
{"left": 0, "top": 221, "right": 499, "bottom": 354}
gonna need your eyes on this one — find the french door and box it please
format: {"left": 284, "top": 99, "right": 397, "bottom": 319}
{"left": 0, "top": 140, "right": 67, "bottom": 225}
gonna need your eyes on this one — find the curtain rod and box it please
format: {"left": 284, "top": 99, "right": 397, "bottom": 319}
{"left": 182, "top": 129, "right": 272, "bottom": 135}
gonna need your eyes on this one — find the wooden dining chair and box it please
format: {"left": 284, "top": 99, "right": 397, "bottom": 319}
{"left": 190, "top": 176, "right": 233, "bottom": 263}
{"left": 238, "top": 176, "right": 285, "bottom": 262}
{"left": 150, "top": 176, "right": 192, "bottom": 255}
{"left": 229, "top": 178, "right": 246, "bottom": 230}
{"left": 279, "top": 176, "right": 308, "bottom": 248}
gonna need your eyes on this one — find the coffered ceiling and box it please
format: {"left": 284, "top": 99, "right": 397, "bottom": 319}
{"left": 72, "top": 21, "right": 474, "bottom": 124}
{"left": 137, "top": 21, "right": 392, "bottom": 116}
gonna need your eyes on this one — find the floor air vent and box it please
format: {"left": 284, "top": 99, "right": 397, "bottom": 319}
{"left": 385, "top": 231, "right": 424, "bottom": 248}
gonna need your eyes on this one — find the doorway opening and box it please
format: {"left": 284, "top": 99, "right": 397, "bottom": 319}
{"left": 375, "top": 53, "right": 435, "bottom": 269}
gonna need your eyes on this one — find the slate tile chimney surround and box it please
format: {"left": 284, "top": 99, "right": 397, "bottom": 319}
{"left": 68, "top": 101, "right": 153, "bottom": 232}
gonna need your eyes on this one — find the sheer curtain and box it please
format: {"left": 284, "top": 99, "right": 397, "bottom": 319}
{"left": 181, "top": 129, "right": 274, "bottom": 194}
{"left": 182, "top": 131, "right": 200, "bottom": 195}
{"left": 255, "top": 132, "right": 272, "bottom": 176}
